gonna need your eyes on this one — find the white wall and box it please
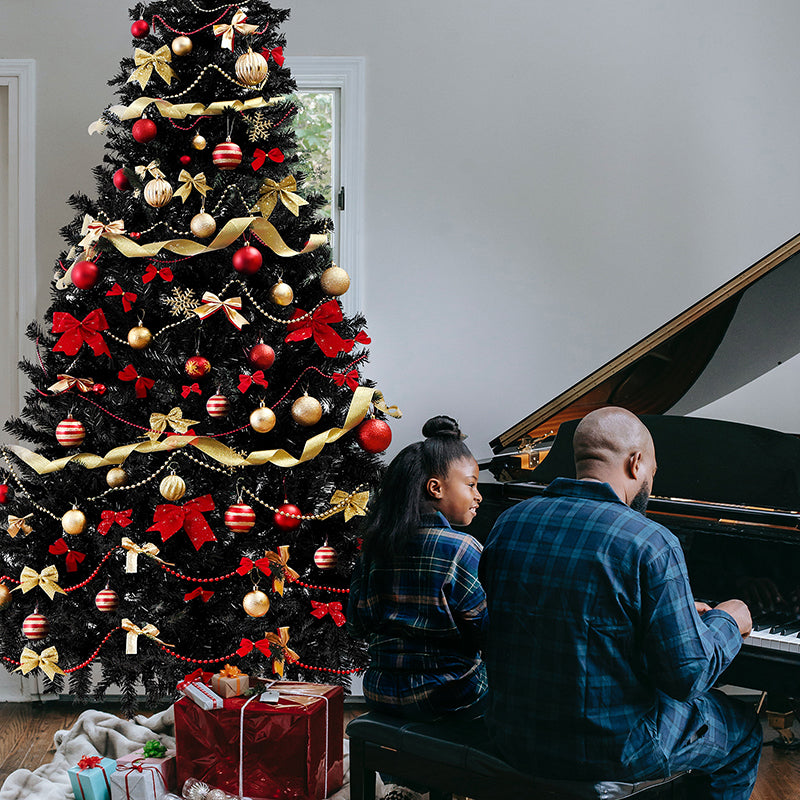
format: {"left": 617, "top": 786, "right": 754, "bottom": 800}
{"left": 3, "top": 1, "right": 800, "bottom": 456}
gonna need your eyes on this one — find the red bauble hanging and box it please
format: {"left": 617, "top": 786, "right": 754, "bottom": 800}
{"left": 112, "top": 169, "right": 130, "bottom": 191}
{"left": 356, "top": 419, "right": 392, "bottom": 453}
{"left": 274, "top": 503, "right": 302, "bottom": 531}
{"left": 71, "top": 260, "right": 100, "bottom": 290}
{"left": 131, "top": 19, "right": 150, "bottom": 38}
{"left": 313, "top": 544, "right": 338, "bottom": 570}
{"left": 95, "top": 588, "right": 119, "bottom": 612}
{"left": 248, "top": 343, "right": 275, "bottom": 369}
{"left": 224, "top": 503, "right": 256, "bottom": 533}
{"left": 179, "top": 155, "right": 192, "bottom": 165}
{"left": 132, "top": 118, "right": 157, "bottom": 143}
{"left": 232, "top": 245, "right": 262, "bottom": 275}
{"left": 185, "top": 355, "right": 211, "bottom": 378}
{"left": 22, "top": 612, "right": 49, "bottom": 640}
{"left": 206, "top": 394, "right": 230, "bottom": 418}
{"left": 56, "top": 416, "right": 86, "bottom": 447}
{"left": 212, "top": 141, "right": 243, "bottom": 170}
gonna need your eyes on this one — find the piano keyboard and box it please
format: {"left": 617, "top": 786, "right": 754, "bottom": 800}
{"left": 745, "top": 613, "right": 800, "bottom": 655}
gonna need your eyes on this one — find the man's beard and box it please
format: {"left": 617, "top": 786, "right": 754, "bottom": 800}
{"left": 631, "top": 481, "right": 650, "bottom": 514}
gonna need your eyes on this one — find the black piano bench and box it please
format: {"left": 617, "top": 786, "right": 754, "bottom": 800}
{"left": 346, "top": 712, "right": 699, "bottom": 800}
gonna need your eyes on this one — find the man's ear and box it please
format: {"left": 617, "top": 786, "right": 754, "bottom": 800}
{"left": 427, "top": 476, "right": 443, "bottom": 499}
{"left": 626, "top": 451, "right": 642, "bottom": 480}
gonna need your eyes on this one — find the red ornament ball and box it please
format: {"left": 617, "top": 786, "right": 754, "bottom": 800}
{"left": 224, "top": 503, "right": 256, "bottom": 532}
{"left": 56, "top": 417, "right": 86, "bottom": 447}
{"left": 248, "top": 343, "right": 275, "bottom": 369}
{"left": 232, "top": 245, "right": 262, "bottom": 275}
{"left": 132, "top": 118, "right": 157, "bottom": 143}
{"left": 212, "top": 141, "right": 243, "bottom": 170}
{"left": 131, "top": 19, "right": 150, "bottom": 38}
{"left": 274, "top": 503, "right": 302, "bottom": 531}
{"left": 185, "top": 355, "right": 211, "bottom": 378}
{"left": 112, "top": 168, "right": 130, "bottom": 191}
{"left": 179, "top": 155, "right": 192, "bottom": 165}
{"left": 92, "top": 383, "right": 107, "bottom": 395}
{"left": 95, "top": 588, "right": 119, "bottom": 613}
{"left": 22, "top": 612, "right": 49, "bottom": 640}
{"left": 313, "top": 545, "right": 338, "bottom": 570}
{"left": 356, "top": 419, "right": 392, "bottom": 453}
{"left": 71, "top": 260, "right": 99, "bottom": 290}
{"left": 206, "top": 394, "right": 230, "bottom": 418}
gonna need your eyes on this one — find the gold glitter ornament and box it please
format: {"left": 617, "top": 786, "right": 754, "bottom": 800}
{"left": 62, "top": 508, "right": 87, "bottom": 535}
{"left": 242, "top": 588, "right": 270, "bottom": 617}
{"left": 249, "top": 405, "right": 276, "bottom": 433}
{"left": 291, "top": 393, "right": 323, "bottom": 427}
{"left": 171, "top": 36, "right": 193, "bottom": 56}
{"left": 190, "top": 212, "right": 217, "bottom": 239}
{"left": 144, "top": 177, "right": 173, "bottom": 208}
{"left": 159, "top": 473, "right": 187, "bottom": 501}
{"left": 127, "top": 325, "right": 153, "bottom": 350}
{"left": 235, "top": 48, "right": 269, "bottom": 86}
{"left": 269, "top": 280, "right": 293, "bottom": 306}
{"left": 192, "top": 134, "right": 207, "bottom": 151}
{"left": 320, "top": 265, "right": 350, "bottom": 296}
{"left": 106, "top": 467, "right": 128, "bottom": 488}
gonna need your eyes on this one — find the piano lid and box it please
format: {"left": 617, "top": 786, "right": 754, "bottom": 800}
{"left": 491, "top": 231, "right": 800, "bottom": 452}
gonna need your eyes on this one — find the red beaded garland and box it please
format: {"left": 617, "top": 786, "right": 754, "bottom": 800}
{"left": 22, "top": 612, "right": 49, "bottom": 640}
{"left": 274, "top": 503, "right": 302, "bottom": 531}
{"left": 132, "top": 118, "right": 157, "bottom": 143}
{"left": 232, "top": 245, "right": 262, "bottom": 275}
{"left": 224, "top": 503, "right": 256, "bottom": 533}
{"left": 95, "top": 588, "right": 119, "bottom": 612}
{"left": 71, "top": 260, "right": 100, "bottom": 290}
{"left": 55, "top": 417, "right": 86, "bottom": 447}
{"left": 313, "top": 545, "right": 337, "bottom": 570}
{"left": 212, "top": 141, "right": 243, "bottom": 170}
{"left": 206, "top": 394, "right": 230, "bottom": 418}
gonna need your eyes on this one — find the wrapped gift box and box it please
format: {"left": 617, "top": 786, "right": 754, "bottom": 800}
{"left": 174, "top": 681, "right": 344, "bottom": 800}
{"left": 110, "top": 747, "right": 176, "bottom": 800}
{"left": 68, "top": 756, "right": 116, "bottom": 800}
{"left": 210, "top": 665, "right": 249, "bottom": 699}
{"left": 178, "top": 671, "right": 224, "bottom": 710}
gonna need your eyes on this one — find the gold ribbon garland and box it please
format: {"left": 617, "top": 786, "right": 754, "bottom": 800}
{"left": 257, "top": 176, "right": 308, "bottom": 218}
{"left": 174, "top": 170, "right": 210, "bottom": 203}
{"left": 147, "top": 407, "right": 200, "bottom": 441}
{"left": 7, "top": 514, "right": 33, "bottom": 538}
{"left": 193, "top": 292, "right": 249, "bottom": 330}
{"left": 121, "top": 537, "right": 174, "bottom": 573}
{"left": 121, "top": 618, "right": 173, "bottom": 654}
{"left": 213, "top": 9, "right": 258, "bottom": 50}
{"left": 15, "top": 647, "right": 65, "bottom": 680}
{"left": 13, "top": 565, "right": 66, "bottom": 599}
{"left": 327, "top": 490, "right": 370, "bottom": 523}
{"left": 127, "top": 46, "right": 178, "bottom": 89}
{"left": 109, "top": 95, "right": 280, "bottom": 121}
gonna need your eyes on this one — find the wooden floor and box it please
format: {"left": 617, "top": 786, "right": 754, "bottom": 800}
{"left": 0, "top": 701, "right": 796, "bottom": 798}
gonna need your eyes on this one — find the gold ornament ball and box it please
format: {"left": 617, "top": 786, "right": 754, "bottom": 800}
{"left": 0, "top": 583, "right": 11, "bottom": 609}
{"left": 144, "top": 177, "right": 173, "bottom": 208}
{"left": 190, "top": 212, "right": 217, "bottom": 239}
{"left": 127, "top": 325, "right": 153, "bottom": 350}
{"left": 249, "top": 406, "right": 276, "bottom": 433}
{"left": 320, "top": 265, "right": 351, "bottom": 296}
{"left": 242, "top": 589, "right": 270, "bottom": 617}
{"left": 62, "top": 508, "right": 87, "bottom": 535}
{"left": 171, "top": 35, "right": 193, "bottom": 56}
{"left": 160, "top": 474, "right": 187, "bottom": 502}
{"left": 291, "top": 394, "right": 323, "bottom": 427}
{"left": 269, "top": 280, "right": 294, "bottom": 306}
{"left": 192, "top": 134, "right": 207, "bottom": 151}
{"left": 106, "top": 467, "right": 128, "bottom": 488}
{"left": 235, "top": 48, "right": 269, "bottom": 86}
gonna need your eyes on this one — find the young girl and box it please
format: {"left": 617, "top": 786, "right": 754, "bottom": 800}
{"left": 348, "top": 415, "right": 487, "bottom": 721}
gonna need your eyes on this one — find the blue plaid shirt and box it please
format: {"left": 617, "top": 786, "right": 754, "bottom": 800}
{"left": 480, "top": 478, "right": 742, "bottom": 780}
{"left": 348, "top": 512, "right": 488, "bottom": 719}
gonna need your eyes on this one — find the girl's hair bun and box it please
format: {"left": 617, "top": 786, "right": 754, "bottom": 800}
{"left": 421, "top": 415, "right": 463, "bottom": 440}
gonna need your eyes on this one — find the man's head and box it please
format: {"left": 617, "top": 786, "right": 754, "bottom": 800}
{"left": 573, "top": 407, "right": 656, "bottom": 512}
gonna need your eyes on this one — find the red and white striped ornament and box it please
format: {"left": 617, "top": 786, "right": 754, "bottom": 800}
{"left": 206, "top": 393, "right": 230, "bottom": 418}
{"left": 313, "top": 544, "right": 338, "bottom": 570}
{"left": 212, "top": 141, "right": 242, "bottom": 170}
{"left": 224, "top": 503, "right": 256, "bottom": 532}
{"left": 55, "top": 416, "right": 86, "bottom": 447}
{"left": 95, "top": 588, "right": 119, "bottom": 613}
{"left": 22, "top": 612, "right": 49, "bottom": 640}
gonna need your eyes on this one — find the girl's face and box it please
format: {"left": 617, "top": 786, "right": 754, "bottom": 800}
{"left": 426, "top": 456, "right": 482, "bottom": 526}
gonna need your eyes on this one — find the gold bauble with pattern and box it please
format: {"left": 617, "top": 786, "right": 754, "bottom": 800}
{"left": 160, "top": 474, "right": 187, "bottom": 502}
{"left": 61, "top": 508, "right": 87, "bottom": 535}
{"left": 320, "top": 265, "right": 350, "bottom": 296}
{"left": 249, "top": 406, "right": 276, "bottom": 433}
{"left": 106, "top": 467, "right": 128, "bottom": 488}
{"left": 171, "top": 36, "right": 193, "bottom": 56}
{"left": 127, "top": 325, "right": 152, "bottom": 350}
{"left": 190, "top": 212, "right": 217, "bottom": 239}
{"left": 192, "top": 134, "right": 207, "bottom": 151}
{"left": 291, "top": 393, "right": 323, "bottom": 427}
{"left": 269, "top": 280, "right": 293, "bottom": 306}
{"left": 235, "top": 48, "right": 269, "bottom": 86}
{"left": 242, "top": 589, "right": 270, "bottom": 617}
{"left": 144, "top": 177, "right": 173, "bottom": 208}
{"left": 0, "top": 583, "right": 11, "bottom": 609}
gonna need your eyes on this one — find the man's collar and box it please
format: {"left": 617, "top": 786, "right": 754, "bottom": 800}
{"left": 544, "top": 476, "right": 627, "bottom": 505}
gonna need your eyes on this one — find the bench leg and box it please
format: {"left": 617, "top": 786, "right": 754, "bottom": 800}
{"left": 348, "top": 738, "right": 376, "bottom": 800}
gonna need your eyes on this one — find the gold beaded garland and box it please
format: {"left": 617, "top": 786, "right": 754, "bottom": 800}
{"left": 171, "top": 36, "right": 193, "bottom": 56}
{"left": 242, "top": 589, "right": 270, "bottom": 617}
{"left": 192, "top": 134, "right": 207, "bottom": 151}
{"left": 269, "top": 280, "right": 293, "bottom": 306}
{"left": 291, "top": 394, "right": 323, "bottom": 426}
{"left": 249, "top": 405, "right": 276, "bottom": 433}
{"left": 235, "top": 48, "right": 269, "bottom": 86}
{"left": 320, "top": 265, "right": 351, "bottom": 296}
{"left": 106, "top": 467, "right": 128, "bottom": 488}
{"left": 62, "top": 508, "right": 87, "bottom": 535}
{"left": 190, "top": 212, "right": 217, "bottom": 239}
{"left": 159, "top": 474, "right": 187, "bottom": 502}
{"left": 127, "top": 325, "right": 153, "bottom": 350}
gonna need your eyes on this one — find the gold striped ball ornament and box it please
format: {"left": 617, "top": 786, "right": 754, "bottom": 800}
{"left": 235, "top": 48, "right": 269, "bottom": 86}
{"left": 320, "top": 265, "right": 350, "bottom": 296}
{"left": 171, "top": 36, "right": 193, "bottom": 56}
{"left": 224, "top": 503, "right": 256, "bottom": 532}
{"left": 160, "top": 474, "right": 187, "bottom": 502}
{"left": 144, "top": 177, "right": 173, "bottom": 208}
{"left": 291, "top": 394, "right": 322, "bottom": 427}
{"left": 127, "top": 325, "right": 152, "bottom": 350}
{"left": 206, "top": 393, "right": 230, "bottom": 418}
{"left": 22, "top": 612, "right": 49, "bottom": 640}
{"left": 313, "top": 544, "right": 338, "bottom": 570}
{"left": 190, "top": 212, "right": 217, "bottom": 239}
{"left": 249, "top": 405, "right": 276, "bottom": 433}
{"left": 62, "top": 508, "right": 87, "bottom": 535}
{"left": 212, "top": 140, "right": 242, "bottom": 170}
{"left": 55, "top": 416, "right": 86, "bottom": 447}
{"left": 106, "top": 467, "right": 128, "bottom": 488}
{"left": 95, "top": 588, "right": 119, "bottom": 612}
{"left": 269, "top": 280, "right": 293, "bottom": 306}
{"left": 242, "top": 589, "right": 270, "bottom": 617}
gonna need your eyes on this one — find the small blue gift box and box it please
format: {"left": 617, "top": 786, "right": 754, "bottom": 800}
{"left": 68, "top": 755, "right": 116, "bottom": 800}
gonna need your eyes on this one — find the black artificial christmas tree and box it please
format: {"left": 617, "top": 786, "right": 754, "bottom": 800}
{"left": 0, "top": 0, "right": 398, "bottom": 715}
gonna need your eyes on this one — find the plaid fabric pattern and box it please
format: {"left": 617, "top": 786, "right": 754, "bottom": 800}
{"left": 348, "top": 512, "right": 487, "bottom": 719}
{"left": 480, "top": 478, "right": 743, "bottom": 780}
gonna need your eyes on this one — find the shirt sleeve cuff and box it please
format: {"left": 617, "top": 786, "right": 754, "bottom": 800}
{"left": 702, "top": 608, "right": 743, "bottom": 660}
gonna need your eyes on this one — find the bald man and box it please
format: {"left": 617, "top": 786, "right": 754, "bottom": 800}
{"left": 480, "top": 407, "right": 761, "bottom": 800}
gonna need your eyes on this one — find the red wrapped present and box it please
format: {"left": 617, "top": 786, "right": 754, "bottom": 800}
{"left": 174, "top": 681, "right": 343, "bottom": 800}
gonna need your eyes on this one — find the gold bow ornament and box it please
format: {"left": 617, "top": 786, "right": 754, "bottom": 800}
{"left": 14, "top": 565, "right": 66, "bottom": 599}
{"left": 219, "top": 663, "right": 242, "bottom": 678}
{"left": 256, "top": 176, "right": 308, "bottom": 219}
{"left": 263, "top": 626, "right": 299, "bottom": 677}
{"left": 213, "top": 10, "right": 258, "bottom": 51}
{"left": 7, "top": 514, "right": 34, "bottom": 539}
{"left": 121, "top": 618, "right": 173, "bottom": 655}
{"left": 134, "top": 161, "right": 166, "bottom": 181}
{"left": 174, "top": 170, "right": 210, "bottom": 203}
{"left": 329, "top": 489, "right": 370, "bottom": 523}
{"left": 15, "top": 646, "right": 65, "bottom": 681}
{"left": 120, "top": 537, "right": 174, "bottom": 573}
{"left": 147, "top": 407, "right": 200, "bottom": 441}
{"left": 264, "top": 546, "right": 299, "bottom": 595}
{"left": 47, "top": 375, "right": 97, "bottom": 395}
{"left": 127, "top": 46, "right": 178, "bottom": 89}
{"left": 78, "top": 215, "right": 126, "bottom": 251}
{"left": 193, "top": 292, "right": 249, "bottom": 330}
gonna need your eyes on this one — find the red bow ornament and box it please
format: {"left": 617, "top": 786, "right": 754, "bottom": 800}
{"left": 310, "top": 600, "right": 346, "bottom": 627}
{"left": 106, "top": 283, "right": 138, "bottom": 312}
{"left": 184, "top": 586, "right": 215, "bottom": 602}
{"left": 181, "top": 383, "right": 201, "bottom": 398}
{"left": 142, "top": 263, "right": 173, "bottom": 283}
{"left": 236, "top": 636, "right": 273, "bottom": 659}
{"left": 332, "top": 369, "right": 359, "bottom": 391}
{"left": 147, "top": 494, "right": 217, "bottom": 550}
{"left": 285, "top": 300, "right": 352, "bottom": 357}
{"left": 118, "top": 365, "right": 155, "bottom": 399}
{"left": 251, "top": 147, "right": 284, "bottom": 170}
{"left": 52, "top": 310, "right": 110, "bottom": 358}
{"left": 236, "top": 555, "right": 272, "bottom": 576}
{"left": 238, "top": 371, "right": 269, "bottom": 393}
{"left": 260, "top": 46, "right": 285, "bottom": 66}
{"left": 78, "top": 755, "right": 103, "bottom": 771}
{"left": 98, "top": 509, "right": 133, "bottom": 536}
{"left": 48, "top": 537, "right": 86, "bottom": 573}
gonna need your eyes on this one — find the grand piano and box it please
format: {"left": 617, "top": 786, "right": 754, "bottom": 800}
{"left": 476, "top": 231, "right": 800, "bottom": 699}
